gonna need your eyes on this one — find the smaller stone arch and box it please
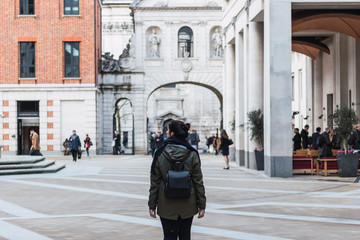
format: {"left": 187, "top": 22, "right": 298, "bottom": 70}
{"left": 113, "top": 97, "right": 135, "bottom": 155}
{"left": 146, "top": 26, "right": 162, "bottom": 58}
{"left": 210, "top": 26, "right": 223, "bottom": 58}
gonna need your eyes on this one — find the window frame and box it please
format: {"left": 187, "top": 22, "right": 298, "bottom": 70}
{"left": 20, "top": 42, "right": 36, "bottom": 78}
{"left": 64, "top": 42, "right": 80, "bottom": 78}
{"left": 20, "top": 0, "right": 35, "bottom": 15}
{"left": 178, "top": 27, "right": 194, "bottom": 58}
{"left": 64, "top": 0, "right": 79, "bottom": 15}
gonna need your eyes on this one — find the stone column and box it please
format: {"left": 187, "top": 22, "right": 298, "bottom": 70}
{"left": 243, "top": 26, "right": 250, "bottom": 168}
{"left": 263, "top": 0, "right": 292, "bottom": 177}
{"left": 313, "top": 54, "right": 323, "bottom": 130}
{"left": 235, "top": 31, "right": 245, "bottom": 166}
{"left": 356, "top": 40, "right": 360, "bottom": 116}
{"left": 247, "top": 21, "right": 264, "bottom": 169}
{"left": 225, "top": 43, "right": 236, "bottom": 161}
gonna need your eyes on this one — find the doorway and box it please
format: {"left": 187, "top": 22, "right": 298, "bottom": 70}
{"left": 17, "top": 101, "right": 40, "bottom": 155}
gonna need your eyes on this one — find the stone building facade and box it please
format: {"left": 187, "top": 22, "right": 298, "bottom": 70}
{"left": 98, "top": 0, "right": 224, "bottom": 154}
{"left": 222, "top": 0, "right": 360, "bottom": 177}
{"left": 0, "top": 0, "right": 102, "bottom": 155}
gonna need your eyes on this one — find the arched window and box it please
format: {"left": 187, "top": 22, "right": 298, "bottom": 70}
{"left": 178, "top": 27, "right": 193, "bottom": 58}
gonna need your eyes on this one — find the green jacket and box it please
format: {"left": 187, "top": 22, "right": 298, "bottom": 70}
{"left": 148, "top": 144, "right": 206, "bottom": 220}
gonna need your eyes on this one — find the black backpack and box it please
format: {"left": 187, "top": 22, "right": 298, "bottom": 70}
{"left": 164, "top": 156, "right": 191, "bottom": 199}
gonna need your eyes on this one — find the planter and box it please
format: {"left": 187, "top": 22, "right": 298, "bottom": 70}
{"left": 337, "top": 153, "right": 359, "bottom": 177}
{"left": 254, "top": 150, "right": 264, "bottom": 170}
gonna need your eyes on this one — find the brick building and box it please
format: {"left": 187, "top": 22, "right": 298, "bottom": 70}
{"left": 0, "top": 0, "right": 102, "bottom": 155}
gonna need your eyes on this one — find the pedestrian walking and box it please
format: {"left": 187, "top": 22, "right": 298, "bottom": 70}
{"left": 69, "top": 130, "right": 81, "bottom": 161}
{"left": 113, "top": 130, "right": 121, "bottom": 155}
{"left": 219, "top": 129, "right": 232, "bottom": 169}
{"left": 122, "top": 132, "right": 128, "bottom": 149}
{"left": 301, "top": 125, "right": 310, "bottom": 149}
{"left": 189, "top": 130, "right": 198, "bottom": 150}
{"left": 29, "top": 129, "right": 42, "bottom": 156}
{"left": 149, "top": 133, "right": 156, "bottom": 157}
{"left": 213, "top": 134, "right": 220, "bottom": 156}
{"left": 155, "top": 131, "right": 164, "bottom": 150}
{"left": 84, "top": 134, "right": 92, "bottom": 157}
{"left": 149, "top": 120, "right": 206, "bottom": 240}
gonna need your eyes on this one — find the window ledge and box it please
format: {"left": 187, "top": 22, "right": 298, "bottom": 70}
{"left": 18, "top": 15, "right": 36, "bottom": 18}
{"left": 63, "top": 77, "right": 81, "bottom": 80}
{"left": 19, "top": 78, "right": 37, "bottom": 80}
{"left": 62, "top": 15, "right": 82, "bottom": 18}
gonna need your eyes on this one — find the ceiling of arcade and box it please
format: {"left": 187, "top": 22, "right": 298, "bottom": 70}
{"left": 291, "top": 9, "right": 360, "bottom": 59}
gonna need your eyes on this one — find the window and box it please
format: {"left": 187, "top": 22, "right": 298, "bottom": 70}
{"left": 20, "top": 42, "right": 35, "bottom": 78}
{"left": 64, "top": 0, "right": 79, "bottom": 15}
{"left": 64, "top": 42, "right": 80, "bottom": 78}
{"left": 20, "top": 0, "right": 34, "bottom": 15}
{"left": 178, "top": 27, "right": 193, "bottom": 58}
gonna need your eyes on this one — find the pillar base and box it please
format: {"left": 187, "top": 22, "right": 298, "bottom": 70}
{"left": 235, "top": 149, "right": 245, "bottom": 166}
{"left": 264, "top": 155, "right": 292, "bottom": 177}
{"left": 229, "top": 147, "right": 236, "bottom": 162}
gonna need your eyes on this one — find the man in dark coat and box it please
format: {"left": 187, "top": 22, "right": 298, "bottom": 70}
{"left": 293, "top": 128, "right": 302, "bottom": 151}
{"left": 69, "top": 130, "right": 81, "bottom": 162}
{"left": 348, "top": 124, "right": 360, "bottom": 150}
{"left": 301, "top": 125, "right": 310, "bottom": 149}
{"left": 318, "top": 126, "right": 332, "bottom": 158}
{"left": 155, "top": 131, "right": 164, "bottom": 150}
{"left": 311, "top": 127, "right": 321, "bottom": 150}
{"left": 113, "top": 130, "right": 121, "bottom": 155}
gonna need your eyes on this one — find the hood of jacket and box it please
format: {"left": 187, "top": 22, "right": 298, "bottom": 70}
{"left": 161, "top": 144, "right": 191, "bottom": 163}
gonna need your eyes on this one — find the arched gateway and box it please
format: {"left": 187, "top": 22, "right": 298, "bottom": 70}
{"left": 98, "top": 1, "right": 224, "bottom": 154}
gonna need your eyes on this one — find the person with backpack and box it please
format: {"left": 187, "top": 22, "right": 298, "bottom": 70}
{"left": 148, "top": 120, "right": 206, "bottom": 240}
{"left": 318, "top": 126, "right": 332, "bottom": 158}
{"left": 84, "top": 134, "right": 92, "bottom": 157}
{"left": 311, "top": 127, "right": 321, "bottom": 150}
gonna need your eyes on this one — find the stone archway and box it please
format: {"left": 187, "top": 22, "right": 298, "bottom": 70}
{"left": 145, "top": 81, "right": 223, "bottom": 153}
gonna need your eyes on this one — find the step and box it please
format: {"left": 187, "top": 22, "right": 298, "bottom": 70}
{"left": 0, "top": 163, "right": 66, "bottom": 175}
{"left": 0, "top": 160, "right": 55, "bottom": 170}
{"left": 0, "top": 156, "right": 45, "bottom": 165}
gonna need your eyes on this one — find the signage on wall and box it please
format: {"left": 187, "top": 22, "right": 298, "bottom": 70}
{"left": 18, "top": 112, "right": 39, "bottom": 117}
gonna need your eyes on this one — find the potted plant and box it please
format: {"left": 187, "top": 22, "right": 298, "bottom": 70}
{"left": 241, "top": 109, "right": 264, "bottom": 170}
{"left": 333, "top": 105, "right": 359, "bottom": 177}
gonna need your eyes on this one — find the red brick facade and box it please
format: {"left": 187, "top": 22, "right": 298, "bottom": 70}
{"left": 0, "top": 0, "right": 101, "bottom": 85}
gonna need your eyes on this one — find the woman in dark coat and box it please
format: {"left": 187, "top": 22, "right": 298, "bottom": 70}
{"left": 69, "top": 130, "right": 81, "bottom": 162}
{"left": 149, "top": 120, "right": 206, "bottom": 240}
{"left": 219, "top": 129, "right": 230, "bottom": 169}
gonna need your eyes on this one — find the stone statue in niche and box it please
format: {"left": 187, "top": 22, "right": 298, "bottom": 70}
{"left": 149, "top": 29, "right": 161, "bottom": 58}
{"left": 212, "top": 28, "right": 222, "bottom": 57}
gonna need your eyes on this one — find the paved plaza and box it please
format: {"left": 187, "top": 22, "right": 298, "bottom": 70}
{"left": 0, "top": 154, "right": 360, "bottom": 240}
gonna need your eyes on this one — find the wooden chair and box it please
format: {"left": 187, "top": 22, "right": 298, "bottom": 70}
{"left": 316, "top": 157, "right": 338, "bottom": 176}
{"left": 293, "top": 155, "right": 314, "bottom": 174}
{"left": 310, "top": 150, "right": 319, "bottom": 158}
{"left": 295, "top": 149, "right": 309, "bottom": 156}
{"left": 332, "top": 149, "right": 341, "bottom": 156}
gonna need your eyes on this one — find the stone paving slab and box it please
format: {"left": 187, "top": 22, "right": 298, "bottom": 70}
{"left": 1, "top": 154, "right": 360, "bottom": 239}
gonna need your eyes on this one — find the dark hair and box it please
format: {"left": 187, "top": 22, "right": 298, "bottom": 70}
{"left": 168, "top": 120, "right": 190, "bottom": 138}
{"left": 316, "top": 127, "right": 321, "bottom": 132}
{"left": 294, "top": 128, "right": 299, "bottom": 131}
{"left": 30, "top": 129, "right": 35, "bottom": 132}
{"left": 221, "top": 129, "right": 228, "bottom": 139}
{"left": 304, "top": 125, "right": 309, "bottom": 128}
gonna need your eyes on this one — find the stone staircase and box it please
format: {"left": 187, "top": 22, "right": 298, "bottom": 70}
{"left": 0, "top": 156, "right": 65, "bottom": 175}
